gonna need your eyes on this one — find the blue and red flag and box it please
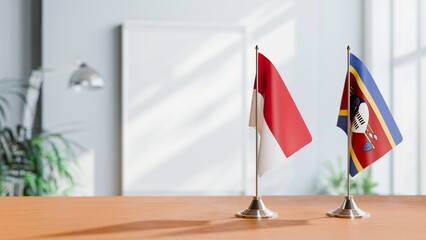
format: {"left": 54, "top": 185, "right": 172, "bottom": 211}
{"left": 337, "top": 53, "right": 403, "bottom": 177}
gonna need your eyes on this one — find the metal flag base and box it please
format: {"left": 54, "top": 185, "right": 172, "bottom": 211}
{"left": 327, "top": 195, "right": 370, "bottom": 219}
{"left": 236, "top": 196, "right": 278, "bottom": 219}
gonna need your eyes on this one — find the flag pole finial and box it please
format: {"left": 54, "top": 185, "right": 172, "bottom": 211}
{"left": 347, "top": 45, "right": 350, "bottom": 51}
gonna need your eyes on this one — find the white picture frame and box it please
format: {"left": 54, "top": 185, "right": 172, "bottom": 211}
{"left": 121, "top": 21, "right": 248, "bottom": 195}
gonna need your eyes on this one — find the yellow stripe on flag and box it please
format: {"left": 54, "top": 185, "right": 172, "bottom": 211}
{"left": 350, "top": 140, "right": 364, "bottom": 172}
{"left": 349, "top": 66, "right": 396, "bottom": 147}
{"left": 339, "top": 110, "right": 348, "bottom": 116}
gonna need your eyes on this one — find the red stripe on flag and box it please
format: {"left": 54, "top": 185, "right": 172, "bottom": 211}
{"left": 256, "top": 53, "right": 312, "bottom": 157}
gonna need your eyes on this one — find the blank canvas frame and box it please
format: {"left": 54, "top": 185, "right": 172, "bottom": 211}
{"left": 121, "top": 21, "right": 248, "bottom": 195}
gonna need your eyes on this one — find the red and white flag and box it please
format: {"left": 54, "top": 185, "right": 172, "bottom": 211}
{"left": 250, "top": 53, "right": 312, "bottom": 176}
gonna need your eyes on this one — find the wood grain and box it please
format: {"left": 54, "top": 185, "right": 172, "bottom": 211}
{"left": 0, "top": 196, "right": 425, "bottom": 239}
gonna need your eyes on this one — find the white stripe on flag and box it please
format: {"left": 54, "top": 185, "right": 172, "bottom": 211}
{"left": 249, "top": 91, "right": 286, "bottom": 176}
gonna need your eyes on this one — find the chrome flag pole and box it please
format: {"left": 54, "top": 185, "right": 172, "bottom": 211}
{"left": 327, "top": 46, "right": 370, "bottom": 219}
{"left": 236, "top": 45, "right": 277, "bottom": 219}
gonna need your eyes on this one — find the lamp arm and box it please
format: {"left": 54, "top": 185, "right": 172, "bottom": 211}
{"left": 22, "top": 71, "right": 43, "bottom": 137}
{"left": 35, "top": 63, "right": 79, "bottom": 77}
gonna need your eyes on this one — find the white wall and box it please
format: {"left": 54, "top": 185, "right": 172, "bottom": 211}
{"left": 0, "top": 0, "right": 32, "bottom": 127}
{"left": 365, "top": 0, "right": 426, "bottom": 195}
{"left": 43, "top": 0, "right": 363, "bottom": 195}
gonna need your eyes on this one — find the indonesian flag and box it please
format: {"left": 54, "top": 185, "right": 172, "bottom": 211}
{"left": 249, "top": 53, "right": 312, "bottom": 176}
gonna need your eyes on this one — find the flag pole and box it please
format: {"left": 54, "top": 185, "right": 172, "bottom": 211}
{"left": 326, "top": 46, "right": 369, "bottom": 219}
{"left": 255, "top": 45, "right": 259, "bottom": 198}
{"left": 346, "top": 45, "right": 351, "bottom": 198}
{"left": 236, "top": 45, "right": 277, "bottom": 219}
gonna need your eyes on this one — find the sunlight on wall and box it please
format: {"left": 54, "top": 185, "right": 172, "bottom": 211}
{"left": 258, "top": 20, "right": 295, "bottom": 67}
{"left": 367, "top": 0, "right": 425, "bottom": 195}
{"left": 73, "top": 149, "right": 95, "bottom": 196}
{"left": 393, "top": 0, "right": 417, "bottom": 58}
{"left": 393, "top": 62, "right": 418, "bottom": 194}
{"left": 240, "top": 0, "right": 294, "bottom": 31}
{"left": 172, "top": 30, "right": 244, "bottom": 79}
{"left": 42, "top": 0, "right": 365, "bottom": 196}
{"left": 121, "top": 0, "right": 363, "bottom": 196}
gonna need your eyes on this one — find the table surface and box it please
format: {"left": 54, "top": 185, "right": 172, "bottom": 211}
{"left": 1, "top": 195, "right": 425, "bottom": 239}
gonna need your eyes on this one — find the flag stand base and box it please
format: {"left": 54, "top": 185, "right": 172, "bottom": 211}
{"left": 236, "top": 196, "right": 277, "bottom": 219}
{"left": 327, "top": 195, "right": 370, "bottom": 219}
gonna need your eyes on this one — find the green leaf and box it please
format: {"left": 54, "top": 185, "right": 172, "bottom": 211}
{"left": 0, "top": 96, "right": 11, "bottom": 108}
{"left": 1, "top": 91, "right": 27, "bottom": 104}
{"left": 318, "top": 157, "right": 378, "bottom": 195}
{"left": 24, "top": 173, "right": 38, "bottom": 195}
{"left": 0, "top": 105, "right": 6, "bottom": 122}
{"left": 0, "top": 122, "right": 81, "bottom": 196}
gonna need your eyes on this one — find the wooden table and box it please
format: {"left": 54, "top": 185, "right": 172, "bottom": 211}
{"left": 1, "top": 196, "right": 425, "bottom": 239}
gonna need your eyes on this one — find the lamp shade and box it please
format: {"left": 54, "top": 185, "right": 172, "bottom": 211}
{"left": 69, "top": 63, "right": 104, "bottom": 90}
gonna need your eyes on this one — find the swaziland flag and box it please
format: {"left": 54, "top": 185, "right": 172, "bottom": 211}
{"left": 337, "top": 53, "right": 403, "bottom": 177}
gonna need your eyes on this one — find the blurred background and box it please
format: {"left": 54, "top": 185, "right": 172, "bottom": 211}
{"left": 0, "top": 0, "right": 424, "bottom": 196}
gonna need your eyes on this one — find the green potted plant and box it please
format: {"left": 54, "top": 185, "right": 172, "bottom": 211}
{"left": 318, "top": 156, "right": 378, "bottom": 195}
{"left": 0, "top": 78, "right": 80, "bottom": 196}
